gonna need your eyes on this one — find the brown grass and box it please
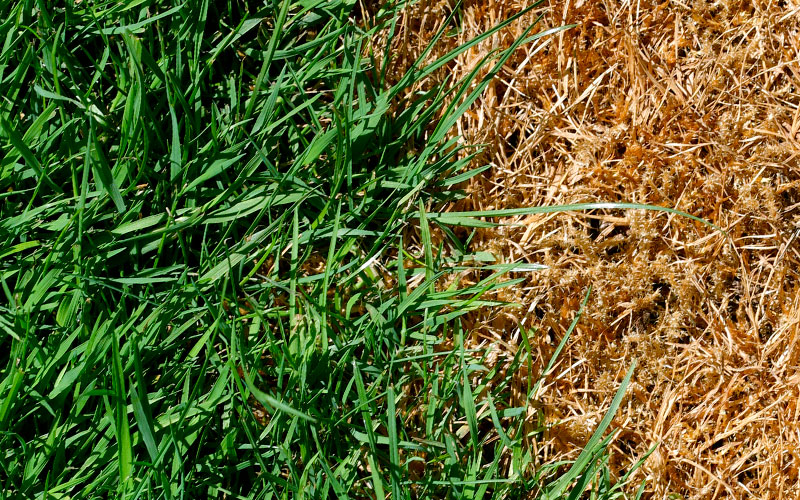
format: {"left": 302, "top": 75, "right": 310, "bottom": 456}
{"left": 377, "top": 0, "right": 800, "bottom": 497}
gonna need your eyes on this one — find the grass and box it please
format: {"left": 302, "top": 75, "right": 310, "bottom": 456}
{"left": 390, "top": 1, "right": 800, "bottom": 497}
{"left": 0, "top": 1, "right": 699, "bottom": 498}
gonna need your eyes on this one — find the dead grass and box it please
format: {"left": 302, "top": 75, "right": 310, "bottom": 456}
{"left": 378, "top": 0, "right": 800, "bottom": 497}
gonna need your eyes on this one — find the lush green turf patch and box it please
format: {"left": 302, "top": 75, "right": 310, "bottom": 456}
{"left": 0, "top": 1, "right": 650, "bottom": 498}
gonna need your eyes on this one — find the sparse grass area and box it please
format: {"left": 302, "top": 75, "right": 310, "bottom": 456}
{"left": 388, "top": 0, "right": 800, "bottom": 498}
{"left": 0, "top": 1, "right": 664, "bottom": 498}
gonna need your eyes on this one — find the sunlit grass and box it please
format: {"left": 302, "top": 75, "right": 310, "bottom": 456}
{"left": 0, "top": 1, "right": 658, "bottom": 498}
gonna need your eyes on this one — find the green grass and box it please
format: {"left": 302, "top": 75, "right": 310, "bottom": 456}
{"left": 0, "top": 1, "right": 665, "bottom": 498}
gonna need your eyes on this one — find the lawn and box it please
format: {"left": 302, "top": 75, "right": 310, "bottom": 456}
{"left": 391, "top": 1, "right": 800, "bottom": 498}
{"left": 5, "top": 1, "right": 791, "bottom": 499}
{"left": 0, "top": 1, "right": 648, "bottom": 498}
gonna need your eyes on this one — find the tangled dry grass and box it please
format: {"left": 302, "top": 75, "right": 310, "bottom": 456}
{"left": 374, "top": 0, "right": 800, "bottom": 497}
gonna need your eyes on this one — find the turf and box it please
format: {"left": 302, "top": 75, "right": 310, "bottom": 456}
{"left": 0, "top": 1, "right": 654, "bottom": 498}
{"left": 386, "top": 0, "right": 800, "bottom": 498}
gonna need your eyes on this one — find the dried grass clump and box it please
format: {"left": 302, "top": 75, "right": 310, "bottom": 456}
{"left": 383, "top": 0, "right": 800, "bottom": 497}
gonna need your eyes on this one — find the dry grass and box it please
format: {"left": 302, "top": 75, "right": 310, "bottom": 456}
{"left": 378, "top": 0, "right": 800, "bottom": 497}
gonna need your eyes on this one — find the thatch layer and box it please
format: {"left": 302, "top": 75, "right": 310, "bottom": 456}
{"left": 380, "top": 0, "right": 800, "bottom": 497}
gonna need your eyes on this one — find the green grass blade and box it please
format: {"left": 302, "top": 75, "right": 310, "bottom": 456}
{"left": 542, "top": 361, "right": 637, "bottom": 499}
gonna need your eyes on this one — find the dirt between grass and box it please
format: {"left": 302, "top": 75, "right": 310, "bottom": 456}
{"left": 374, "top": 0, "right": 800, "bottom": 497}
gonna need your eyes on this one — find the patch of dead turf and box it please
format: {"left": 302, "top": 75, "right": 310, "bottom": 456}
{"left": 378, "top": 0, "right": 800, "bottom": 497}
